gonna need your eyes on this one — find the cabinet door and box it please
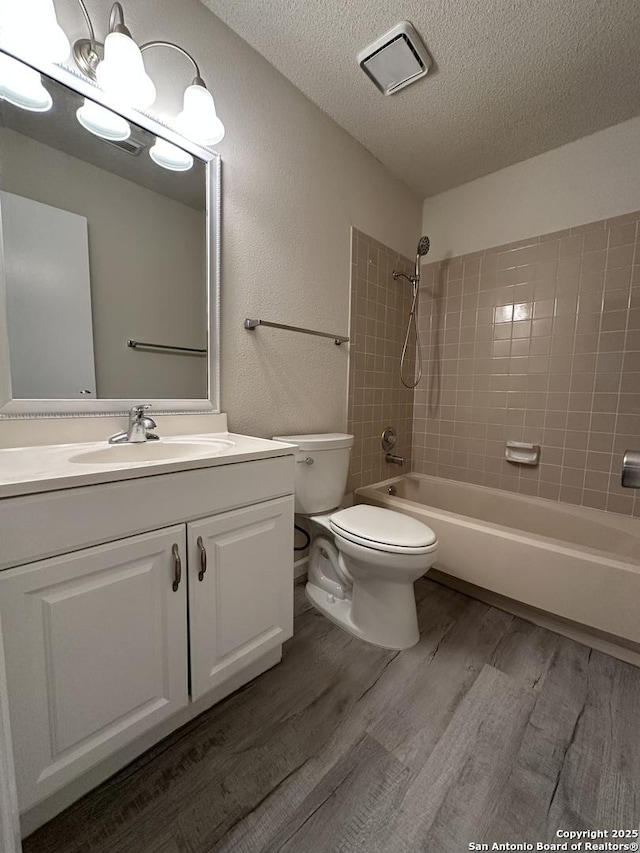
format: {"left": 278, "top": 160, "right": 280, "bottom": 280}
{"left": 188, "top": 497, "right": 294, "bottom": 700}
{"left": 0, "top": 527, "right": 188, "bottom": 811}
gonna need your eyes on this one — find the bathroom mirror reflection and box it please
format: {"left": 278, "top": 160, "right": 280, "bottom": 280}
{"left": 0, "top": 51, "right": 220, "bottom": 414}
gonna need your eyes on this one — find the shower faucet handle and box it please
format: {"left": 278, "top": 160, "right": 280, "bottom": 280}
{"left": 381, "top": 426, "right": 397, "bottom": 452}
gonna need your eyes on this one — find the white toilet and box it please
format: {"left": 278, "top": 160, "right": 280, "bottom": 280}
{"left": 273, "top": 433, "right": 438, "bottom": 649}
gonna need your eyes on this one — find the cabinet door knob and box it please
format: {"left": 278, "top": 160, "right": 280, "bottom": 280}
{"left": 197, "top": 536, "right": 207, "bottom": 581}
{"left": 172, "top": 544, "right": 182, "bottom": 591}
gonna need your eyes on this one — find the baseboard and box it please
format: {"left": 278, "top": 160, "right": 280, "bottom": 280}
{"left": 294, "top": 556, "right": 308, "bottom": 580}
{"left": 429, "top": 568, "right": 640, "bottom": 668}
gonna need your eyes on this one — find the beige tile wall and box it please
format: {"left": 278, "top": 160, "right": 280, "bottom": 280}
{"left": 347, "top": 228, "right": 416, "bottom": 492}
{"left": 413, "top": 210, "right": 640, "bottom": 517}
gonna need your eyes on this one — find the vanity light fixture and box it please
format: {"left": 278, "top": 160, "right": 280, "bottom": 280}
{"left": 176, "top": 80, "right": 225, "bottom": 145}
{"left": 0, "top": 54, "right": 52, "bottom": 112}
{"left": 0, "top": 0, "right": 67, "bottom": 113}
{"left": 149, "top": 137, "right": 194, "bottom": 172}
{"left": 139, "top": 42, "right": 225, "bottom": 146}
{"left": 0, "top": 0, "right": 70, "bottom": 65}
{"left": 94, "top": 5, "right": 155, "bottom": 109}
{"left": 0, "top": 0, "right": 225, "bottom": 143}
{"left": 76, "top": 98, "right": 131, "bottom": 141}
{"left": 70, "top": 2, "right": 225, "bottom": 145}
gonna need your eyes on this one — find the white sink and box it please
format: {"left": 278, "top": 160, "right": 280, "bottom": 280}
{"left": 69, "top": 437, "right": 235, "bottom": 465}
{"left": 0, "top": 431, "right": 294, "bottom": 498}
{"left": 0, "top": 445, "right": 73, "bottom": 482}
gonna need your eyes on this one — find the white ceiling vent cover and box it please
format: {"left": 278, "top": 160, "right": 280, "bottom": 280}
{"left": 358, "top": 21, "right": 432, "bottom": 95}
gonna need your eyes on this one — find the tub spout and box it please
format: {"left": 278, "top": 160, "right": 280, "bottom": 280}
{"left": 386, "top": 452, "right": 404, "bottom": 466}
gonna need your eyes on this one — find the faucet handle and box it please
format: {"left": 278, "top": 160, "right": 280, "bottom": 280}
{"left": 129, "top": 404, "right": 152, "bottom": 426}
{"left": 109, "top": 405, "right": 157, "bottom": 444}
{"left": 130, "top": 404, "right": 151, "bottom": 417}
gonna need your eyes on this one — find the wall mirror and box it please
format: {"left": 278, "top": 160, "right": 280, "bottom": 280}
{"left": 0, "top": 48, "right": 220, "bottom": 417}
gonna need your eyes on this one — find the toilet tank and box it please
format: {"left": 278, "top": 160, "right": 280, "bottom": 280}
{"left": 272, "top": 433, "right": 354, "bottom": 514}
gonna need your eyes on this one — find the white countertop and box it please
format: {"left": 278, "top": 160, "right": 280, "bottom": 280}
{"left": 0, "top": 433, "right": 296, "bottom": 499}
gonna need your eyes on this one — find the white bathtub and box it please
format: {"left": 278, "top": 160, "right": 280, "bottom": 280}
{"left": 355, "top": 473, "right": 640, "bottom": 654}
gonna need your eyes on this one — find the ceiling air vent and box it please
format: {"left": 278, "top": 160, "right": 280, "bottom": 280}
{"left": 101, "top": 136, "right": 146, "bottom": 156}
{"left": 358, "top": 21, "right": 432, "bottom": 95}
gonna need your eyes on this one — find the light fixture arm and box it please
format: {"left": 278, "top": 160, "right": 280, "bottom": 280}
{"left": 72, "top": 0, "right": 96, "bottom": 45}
{"left": 139, "top": 41, "right": 205, "bottom": 88}
{"left": 71, "top": 0, "right": 128, "bottom": 47}
{"left": 72, "top": 0, "right": 98, "bottom": 51}
{"left": 72, "top": 0, "right": 124, "bottom": 80}
{"left": 108, "top": 2, "right": 130, "bottom": 38}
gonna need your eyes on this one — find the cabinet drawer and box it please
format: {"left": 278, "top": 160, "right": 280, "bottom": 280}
{"left": 0, "top": 454, "right": 294, "bottom": 570}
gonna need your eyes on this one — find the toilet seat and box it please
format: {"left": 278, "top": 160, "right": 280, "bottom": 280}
{"left": 330, "top": 505, "right": 437, "bottom": 555}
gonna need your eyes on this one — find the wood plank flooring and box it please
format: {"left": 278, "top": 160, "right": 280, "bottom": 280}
{"left": 23, "top": 578, "right": 640, "bottom": 853}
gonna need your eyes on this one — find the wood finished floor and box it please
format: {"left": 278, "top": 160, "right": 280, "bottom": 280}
{"left": 24, "top": 578, "right": 640, "bottom": 853}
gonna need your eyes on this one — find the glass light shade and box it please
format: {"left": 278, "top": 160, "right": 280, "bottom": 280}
{"left": 95, "top": 31, "right": 156, "bottom": 109}
{"left": 0, "top": 0, "right": 70, "bottom": 64}
{"left": 0, "top": 54, "right": 52, "bottom": 112}
{"left": 176, "top": 83, "right": 225, "bottom": 145}
{"left": 149, "top": 138, "right": 193, "bottom": 172}
{"left": 76, "top": 99, "right": 131, "bottom": 141}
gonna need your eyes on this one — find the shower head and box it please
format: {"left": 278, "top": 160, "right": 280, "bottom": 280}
{"left": 412, "top": 234, "right": 430, "bottom": 282}
{"left": 392, "top": 234, "right": 431, "bottom": 287}
{"left": 417, "top": 235, "right": 430, "bottom": 256}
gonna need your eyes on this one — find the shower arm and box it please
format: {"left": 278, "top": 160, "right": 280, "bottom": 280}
{"left": 393, "top": 252, "right": 422, "bottom": 286}
{"left": 392, "top": 271, "right": 417, "bottom": 285}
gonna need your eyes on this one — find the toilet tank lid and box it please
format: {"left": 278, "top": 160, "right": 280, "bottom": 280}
{"left": 272, "top": 433, "right": 354, "bottom": 451}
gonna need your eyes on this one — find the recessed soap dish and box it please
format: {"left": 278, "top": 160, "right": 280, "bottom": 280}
{"left": 505, "top": 441, "right": 541, "bottom": 466}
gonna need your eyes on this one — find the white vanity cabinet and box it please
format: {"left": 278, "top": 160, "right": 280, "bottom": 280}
{"left": 0, "top": 527, "right": 190, "bottom": 810}
{"left": 188, "top": 498, "right": 293, "bottom": 700}
{"left": 0, "top": 451, "right": 295, "bottom": 828}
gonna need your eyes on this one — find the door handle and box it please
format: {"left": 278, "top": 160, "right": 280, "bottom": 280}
{"left": 197, "top": 536, "right": 207, "bottom": 581}
{"left": 172, "top": 543, "right": 182, "bottom": 591}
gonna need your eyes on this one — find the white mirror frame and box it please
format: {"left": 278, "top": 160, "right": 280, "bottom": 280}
{"left": 0, "top": 45, "right": 221, "bottom": 419}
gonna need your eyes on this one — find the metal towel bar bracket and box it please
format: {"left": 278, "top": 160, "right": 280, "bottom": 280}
{"left": 127, "top": 339, "right": 207, "bottom": 355}
{"left": 243, "top": 318, "right": 349, "bottom": 346}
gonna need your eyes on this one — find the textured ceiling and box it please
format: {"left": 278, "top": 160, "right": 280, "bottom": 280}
{"left": 201, "top": 0, "right": 640, "bottom": 198}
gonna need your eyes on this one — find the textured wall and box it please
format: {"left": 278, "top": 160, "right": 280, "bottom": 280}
{"left": 23, "top": 0, "right": 421, "bottom": 442}
{"left": 347, "top": 229, "right": 415, "bottom": 492}
{"left": 412, "top": 210, "right": 640, "bottom": 517}
{"left": 421, "top": 116, "right": 640, "bottom": 263}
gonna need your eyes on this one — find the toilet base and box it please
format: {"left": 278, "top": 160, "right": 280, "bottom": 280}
{"left": 305, "top": 581, "right": 419, "bottom": 650}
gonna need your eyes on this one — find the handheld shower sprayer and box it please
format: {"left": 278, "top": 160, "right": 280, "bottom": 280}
{"left": 393, "top": 235, "right": 431, "bottom": 388}
{"left": 416, "top": 236, "right": 430, "bottom": 275}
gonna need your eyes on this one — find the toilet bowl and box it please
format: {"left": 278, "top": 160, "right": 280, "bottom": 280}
{"left": 273, "top": 433, "right": 438, "bottom": 649}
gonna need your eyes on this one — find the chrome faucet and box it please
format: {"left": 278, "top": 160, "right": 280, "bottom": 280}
{"left": 385, "top": 452, "right": 405, "bottom": 466}
{"left": 109, "top": 405, "right": 159, "bottom": 444}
